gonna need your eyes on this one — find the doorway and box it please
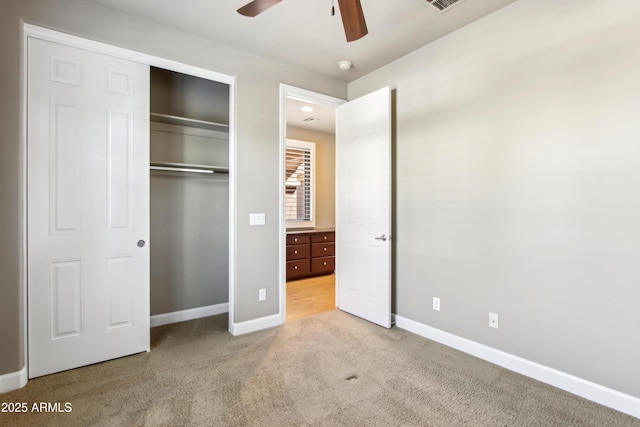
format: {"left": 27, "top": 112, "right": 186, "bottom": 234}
{"left": 279, "top": 85, "right": 345, "bottom": 322}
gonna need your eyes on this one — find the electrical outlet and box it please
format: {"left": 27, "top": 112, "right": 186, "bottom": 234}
{"left": 433, "top": 297, "right": 440, "bottom": 311}
{"left": 489, "top": 312, "right": 499, "bottom": 329}
{"left": 259, "top": 288, "right": 266, "bottom": 301}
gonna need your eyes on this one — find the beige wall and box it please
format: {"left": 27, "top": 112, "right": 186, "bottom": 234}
{"left": 286, "top": 127, "right": 336, "bottom": 229}
{"left": 350, "top": 0, "right": 640, "bottom": 398}
{"left": 0, "top": 0, "right": 346, "bottom": 380}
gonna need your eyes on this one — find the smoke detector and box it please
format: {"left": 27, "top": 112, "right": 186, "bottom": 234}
{"left": 338, "top": 60, "right": 352, "bottom": 71}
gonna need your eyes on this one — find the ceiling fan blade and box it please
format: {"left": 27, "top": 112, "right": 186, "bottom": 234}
{"left": 337, "top": 0, "right": 368, "bottom": 42}
{"left": 237, "top": 0, "right": 283, "bottom": 17}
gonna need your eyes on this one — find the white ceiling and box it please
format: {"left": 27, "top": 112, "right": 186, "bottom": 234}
{"left": 85, "top": 0, "right": 516, "bottom": 132}
{"left": 86, "top": 0, "right": 516, "bottom": 82}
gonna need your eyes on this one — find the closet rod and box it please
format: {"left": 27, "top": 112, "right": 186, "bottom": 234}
{"left": 150, "top": 166, "right": 214, "bottom": 174}
{"left": 150, "top": 162, "right": 229, "bottom": 174}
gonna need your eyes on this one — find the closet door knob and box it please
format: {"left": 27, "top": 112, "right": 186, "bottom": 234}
{"left": 137, "top": 240, "right": 146, "bottom": 248}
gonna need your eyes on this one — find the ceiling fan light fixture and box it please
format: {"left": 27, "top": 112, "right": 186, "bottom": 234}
{"left": 338, "top": 60, "right": 353, "bottom": 71}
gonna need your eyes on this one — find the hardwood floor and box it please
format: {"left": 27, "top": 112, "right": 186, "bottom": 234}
{"left": 286, "top": 274, "right": 336, "bottom": 321}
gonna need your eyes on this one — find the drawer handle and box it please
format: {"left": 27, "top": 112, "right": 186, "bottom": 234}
{"left": 323, "top": 236, "right": 327, "bottom": 240}
{"left": 294, "top": 238, "right": 298, "bottom": 242}
{"left": 323, "top": 262, "right": 327, "bottom": 266}
{"left": 294, "top": 266, "right": 298, "bottom": 270}
{"left": 323, "top": 247, "right": 327, "bottom": 251}
{"left": 294, "top": 250, "right": 298, "bottom": 254}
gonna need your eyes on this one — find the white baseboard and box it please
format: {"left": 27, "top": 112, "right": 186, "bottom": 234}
{"left": 229, "top": 313, "right": 283, "bottom": 336}
{"left": 0, "top": 367, "right": 27, "bottom": 394}
{"left": 395, "top": 315, "right": 640, "bottom": 420}
{"left": 150, "top": 303, "right": 229, "bottom": 327}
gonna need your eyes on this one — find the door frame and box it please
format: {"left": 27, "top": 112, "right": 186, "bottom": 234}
{"left": 278, "top": 84, "right": 345, "bottom": 323}
{"left": 22, "top": 24, "right": 237, "bottom": 378}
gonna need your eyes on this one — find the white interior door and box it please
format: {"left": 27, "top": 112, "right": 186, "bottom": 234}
{"left": 28, "top": 37, "right": 150, "bottom": 378}
{"left": 336, "top": 87, "right": 392, "bottom": 328}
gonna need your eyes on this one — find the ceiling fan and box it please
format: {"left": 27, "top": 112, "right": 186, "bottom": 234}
{"left": 237, "top": 0, "right": 368, "bottom": 42}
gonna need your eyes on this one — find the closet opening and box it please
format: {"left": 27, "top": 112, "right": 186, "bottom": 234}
{"left": 149, "top": 66, "right": 231, "bottom": 327}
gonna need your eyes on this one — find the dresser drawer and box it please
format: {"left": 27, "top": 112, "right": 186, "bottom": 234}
{"left": 311, "top": 242, "right": 335, "bottom": 258}
{"left": 287, "top": 244, "right": 310, "bottom": 261}
{"left": 287, "top": 259, "right": 310, "bottom": 280}
{"left": 311, "top": 232, "right": 335, "bottom": 243}
{"left": 286, "top": 230, "right": 335, "bottom": 280}
{"left": 286, "top": 234, "right": 310, "bottom": 245}
{"left": 311, "top": 257, "right": 335, "bottom": 274}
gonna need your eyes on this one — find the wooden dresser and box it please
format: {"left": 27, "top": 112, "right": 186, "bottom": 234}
{"left": 286, "top": 230, "right": 335, "bottom": 281}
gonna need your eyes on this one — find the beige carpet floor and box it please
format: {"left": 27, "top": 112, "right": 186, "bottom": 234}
{"left": 1, "top": 310, "right": 638, "bottom": 426}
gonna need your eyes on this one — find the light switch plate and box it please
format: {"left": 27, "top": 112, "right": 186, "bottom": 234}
{"left": 250, "top": 213, "right": 266, "bottom": 226}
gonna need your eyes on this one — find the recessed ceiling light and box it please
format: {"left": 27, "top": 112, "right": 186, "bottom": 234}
{"left": 301, "top": 105, "right": 313, "bottom": 113}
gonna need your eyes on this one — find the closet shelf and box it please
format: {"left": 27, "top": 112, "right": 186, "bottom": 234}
{"left": 150, "top": 162, "right": 229, "bottom": 174}
{"left": 150, "top": 113, "right": 229, "bottom": 132}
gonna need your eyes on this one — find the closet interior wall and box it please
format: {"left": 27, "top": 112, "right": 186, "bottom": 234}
{"left": 149, "top": 67, "right": 230, "bottom": 317}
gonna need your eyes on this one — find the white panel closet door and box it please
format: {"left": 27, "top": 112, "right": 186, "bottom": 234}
{"left": 28, "top": 37, "right": 150, "bottom": 378}
{"left": 336, "top": 87, "right": 392, "bottom": 328}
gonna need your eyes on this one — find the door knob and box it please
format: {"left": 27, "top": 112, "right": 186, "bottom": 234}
{"left": 137, "top": 240, "right": 146, "bottom": 248}
{"left": 374, "top": 234, "right": 387, "bottom": 242}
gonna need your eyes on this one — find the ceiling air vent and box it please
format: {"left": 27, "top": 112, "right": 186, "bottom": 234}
{"left": 425, "top": 0, "right": 466, "bottom": 12}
